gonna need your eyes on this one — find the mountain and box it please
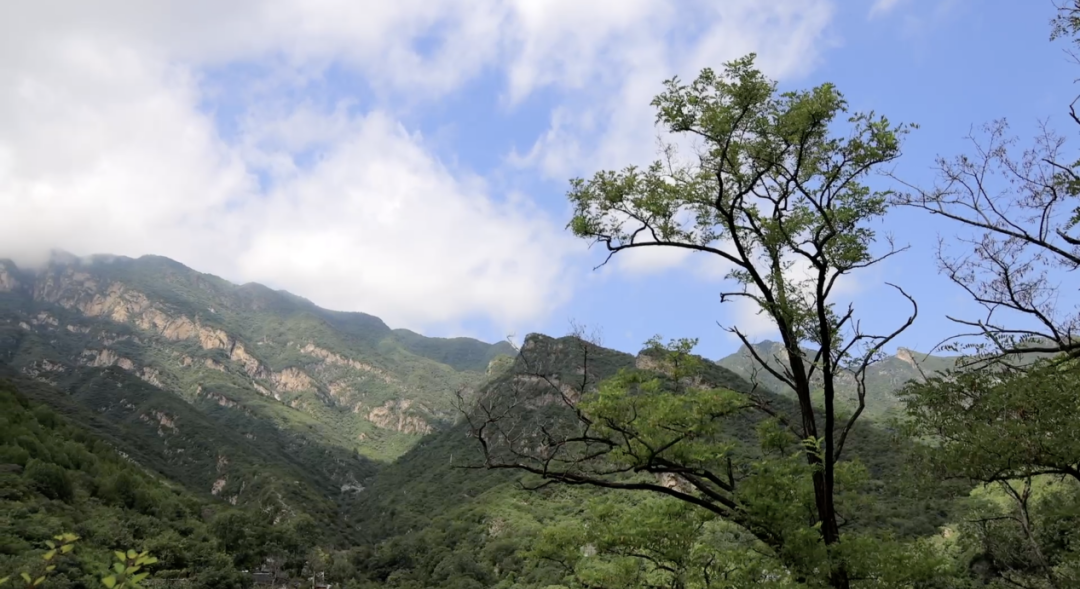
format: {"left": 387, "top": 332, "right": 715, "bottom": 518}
{"left": 716, "top": 340, "right": 960, "bottom": 419}
{"left": 330, "top": 333, "right": 961, "bottom": 587}
{"left": 0, "top": 255, "right": 967, "bottom": 587}
{"left": 0, "top": 252, "right": 513, "bottom": 525}
{"left": 0, "top": 377, "right": 254, "bottom": 586}
{"left": 352, "top": 334, "right": 946, "bottom": 539}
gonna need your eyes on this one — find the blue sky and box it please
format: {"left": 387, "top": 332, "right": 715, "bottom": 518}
{"left": 0, "top": 0, "right": 1076, "bottom": 360}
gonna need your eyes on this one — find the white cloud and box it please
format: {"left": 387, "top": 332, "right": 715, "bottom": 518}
{"left": 868, "top": 0, "right": 906, "bottom": 19}
{"left": 237, "top": 112, "right": 577, "bottom": 327}
{"left": 616, "top": 247, "right": 694, "bottom": 275}
{"left": 507, "top": 0, "right": 836, "bottom": 281}
{"left": 508, "top": 0, "right": 836, "bottom": 179}
{"left": 0, "top": 0, "right": 838, "bottom": 332}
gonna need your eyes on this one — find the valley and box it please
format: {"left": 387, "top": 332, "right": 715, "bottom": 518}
{"left": 4, "top": 8, "right": 1080, "bottom": 585}
{"left": 0, "top": 253, "right": 966, "bottom": 588}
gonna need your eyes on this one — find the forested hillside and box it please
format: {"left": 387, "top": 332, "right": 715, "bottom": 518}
{"left": 4, "top": 2, "right": 1080, "bottom": 589}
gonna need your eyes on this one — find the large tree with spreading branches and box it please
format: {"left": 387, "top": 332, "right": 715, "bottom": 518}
{"left": 463, "top": 54, "right": 923, "bottom": 589}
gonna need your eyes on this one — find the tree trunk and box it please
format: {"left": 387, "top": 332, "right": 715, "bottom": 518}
{"left": 791, "top": 354, "right": 850, "bottom": 589}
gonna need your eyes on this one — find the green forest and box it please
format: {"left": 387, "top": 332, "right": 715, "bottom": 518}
{"left": 4, "top": 2, "right": 1080, "bottom": 589}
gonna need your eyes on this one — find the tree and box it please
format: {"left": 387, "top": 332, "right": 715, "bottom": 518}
{"left": 892, "top": 5, "right": 1080, "bottom": 587}
{"left": 899, "top": 348, "right": 1080, "bottom": 589}
{"left": 889, "top": 1, "right": 1080, "bottom": 364}
{"left": 901, "top": 358, "right": 1080, "bottom": 487}
{"left": 465, "top": 54, "right": 918, "bottom": 589}
{"left": 22, "top": 459, "right": 72, "bottom": 503}
{"left": 899, "top": 361, "right": 1080, "bottom": 589}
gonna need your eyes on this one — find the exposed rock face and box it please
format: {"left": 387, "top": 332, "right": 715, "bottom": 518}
{"left": 22, "top": 359, "right": 66, "bottom": 380}
{"left": 0, "top": 253, "right": 508, "bottom": 498}
{"left": 658, "top": 472, "right": 693, "bottom": 494}
{"left": 81, "top": 348, "right": 136, "bottom": 371}
{"left": 229, "top": 343, "right": 267, "bottom": 378}
{"left": 33, "top": 271, "right": 271, "bottom": 379}
{"left": 251, "top": 381, "right": 278, "bottom": 400}
{"left": 510, "top": 374, "right": 581, "bottom": 408}
{"left": 327, "top": 381, "right": 351, "bottom": 400}
{"left": 271, "top": 367, "right": 315, "bottom": 392}
{"left": 366, "top": 399, "right": 432, "bottom": 434}
{"left": 299, "top": 342, "right": 395, "bottom": 383}
{"left": 634, "top": 354, "right": 661, "bottom": 371}
{"left": 198, "top": 386, "right": 242, "bottom": 410}
{"left": 140, "top": 410, "right": 179, "bottom": 436}
{"left": 896, "top": 347, "right": 916, "bottom": 368}
{"left": 0, "top": 264, "right": 19, "bottom": 292}
{"left": 32, "top": 312, "right": 58, "bottom": 327}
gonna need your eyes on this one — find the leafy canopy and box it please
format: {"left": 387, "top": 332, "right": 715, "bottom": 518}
{"left": 568, "top": 54, "right": 913, "bottom": 357}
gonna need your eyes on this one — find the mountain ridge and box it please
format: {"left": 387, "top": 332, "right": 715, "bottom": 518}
{"left": 715, "top": 338, "right": 961, "bottom": 418}
{"left": 0, "top": 252, "right": 969, "bottom": 587}
{"left": 0, "top": 251, "right": 517, "bottom": 532}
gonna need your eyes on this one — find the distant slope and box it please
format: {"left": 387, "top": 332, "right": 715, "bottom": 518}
{"left": 0, "top": 377, "right": 250, "bottom": 586}
{"left": 391, "top": 328, "right": 516, "bottom": 372}
{"left": 0, "top": 252, "right": 512, "bottom": 534}
{"left": 0, "top": 362, "right": 368, "bottom": 537}
{"left": 0, "top": 253, "right": 509, "bottom": 460}
{"left": 716, "top": 340, "right": 960, "bottom": 419}
{"left": 351, "top": 333, "right": 956, "bottom": 544}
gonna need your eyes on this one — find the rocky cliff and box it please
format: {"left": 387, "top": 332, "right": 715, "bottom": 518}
{"left": 0, "top": 252, "right": 513, "bottom": 519}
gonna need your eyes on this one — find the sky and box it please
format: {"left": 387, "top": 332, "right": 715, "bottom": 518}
{"left": 0, "top": 0, "right": 1076, "bottom": 360}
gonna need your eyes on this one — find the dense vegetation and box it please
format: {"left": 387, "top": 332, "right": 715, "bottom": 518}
{"left": 5, "top": 2, "right": 1080, "bottom": 588}
{"left": 1, "top": 379, "right": 254, "bottom": 588}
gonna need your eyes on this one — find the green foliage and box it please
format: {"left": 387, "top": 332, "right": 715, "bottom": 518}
{"left": 0, "top": 533, "right": 79, "bottom": 589}
{"left": 22, "top": 461, "right": 72, "bottom": 503}
{"left": 450, "top": 332, "right": 964, "bottom": 588}
{"left": 900, "top": 355, "right": 1080, "bottom": 588}
{"left": 899, "top": 357, "right": 1080, "bottom": 485}
{"left": 101, "top": 548, "right": 159, "bottom": 588}
{"left": 568, "top": 54, "right": 911, "bottom": 348}
{"left": 0, "top": 534, "right": 163, "bottom": 589}
{"left": 4, "top": 21, "right": 1080, "bottom": 586}
{"left": 531, "top": 53, "right": 924, "bottom": 588}
{"left": 0, "top": 381, "right": 266, "bottom": 586}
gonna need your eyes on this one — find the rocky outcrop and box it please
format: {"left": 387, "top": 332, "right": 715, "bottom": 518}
{"left": 366, "top": 399, "right": 432, "bottom": 434}
{"left": 298, "top": 343, "right": 395, "bottom": 384}
{"left": 80, "top": 348, "right": 164, "bottom": 389}
{"left": 658, "top": 472, "right": 693, "bottom": 494}
{"left": 228, "top": 342, "right": 267, "bottom": 378}
{"left": 139, "top": 367, "right": 164, "bottom": 387}
{"left": 251, "top": 380, "right": 279, "bottom": 400}
{"left": 896, "top": 347, "right": 916, "bottom": 369}
{"left": 271, "top": 367, "right": 315, "bottom": 392}
{"left": 31, "top": 312, "right": 58, "bottom": 327}
{"left": 22, "top": 359, "right": 66, "bottom": 380}
{"left": 0, "top": 264, "right": 20, "bottom": 292}
{"left": 327, "top": 380, "right": 354, "bottom": 401}
{"left": 197, "top": 385, "right": 243, "bottom": 410}
{"left": 80, "top": 348, "right": 135, "bottom": 371}
{"left": 510, "top": 374, "right": 581, "bottom": 407}
{"left": 140, "top": 410, "right": 178, "bottom": 436}
{"left": 34, "top": 272, "right": 270, "bottom": 378}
